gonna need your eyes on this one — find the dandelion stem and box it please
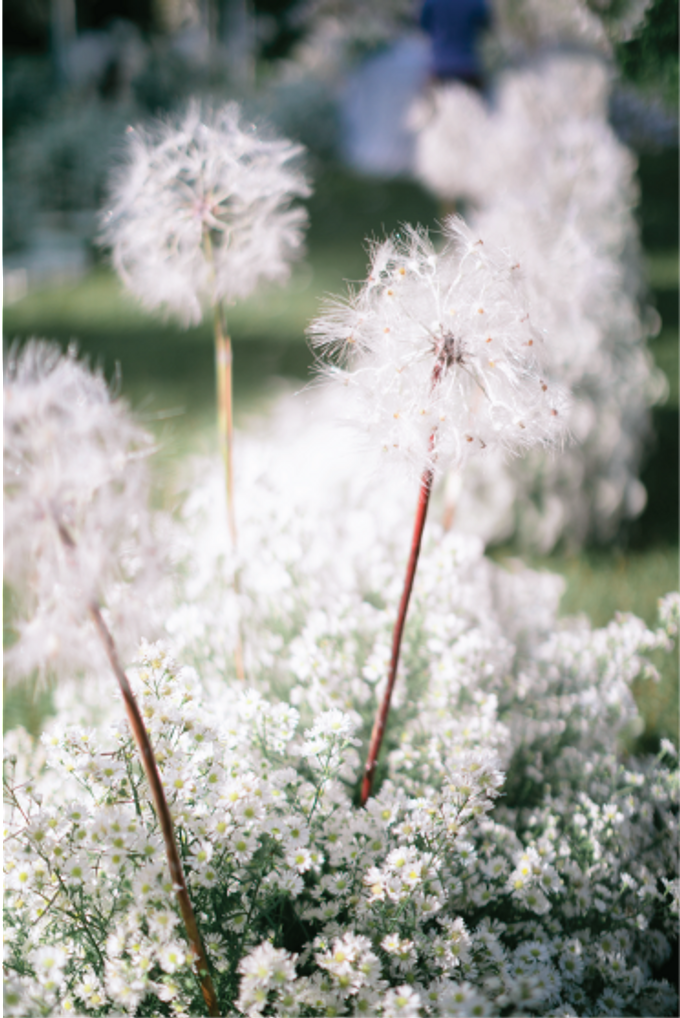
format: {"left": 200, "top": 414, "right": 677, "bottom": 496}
{"left": 88, "top": 602, "right": 221, "bottom": 1014}
{"left": 214, "top": 302, "right": 237, "bottom": 549}
{"left": 55, "top": 520, "right": 221, "bottom": 1016}
{"left": 214, "top": 305, "right": 246, "bottom": 682}
{"left": 360, "top": 451, "right": 434, "bottom": 806}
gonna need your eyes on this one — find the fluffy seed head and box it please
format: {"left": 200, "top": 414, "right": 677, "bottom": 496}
{"left": 3, "top": 340, "right": 161, "bottom": 681}
{"left": 101, "top": 101, "right": 310, "bottom": 325}
{"left": 308, "top": 217, "right": 570, "bottom": 478}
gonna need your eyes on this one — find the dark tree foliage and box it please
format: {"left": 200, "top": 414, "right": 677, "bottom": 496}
{"left": 615, "top": 0, "right": 679, "bottom": 106}
{"left": 3, "top": 0, "right": 301, "bottom": 56}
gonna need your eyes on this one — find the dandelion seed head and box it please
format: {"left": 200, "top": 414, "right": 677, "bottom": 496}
{"left": 101, "top": 101, "right": 310, "bottom": 325}
{"left": 309, "top": 217, "right": 570, "bottom": 479}
{"left": 4, "top": 340, "right": 162, "bottom": 682}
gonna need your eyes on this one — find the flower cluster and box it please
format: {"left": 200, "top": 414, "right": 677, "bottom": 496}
{"left": 101, "top": 101, "right": 310, "bottom": 325}
{"left": 5, "top": 420, "right": 678, "bottom": 1015}
{"left": 308, "top": 218, "right": 569, "bottom": 480}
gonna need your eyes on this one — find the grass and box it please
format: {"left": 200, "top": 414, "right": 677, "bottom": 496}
{"left": 3, "top": 163, "right": 678, "bottom": 740}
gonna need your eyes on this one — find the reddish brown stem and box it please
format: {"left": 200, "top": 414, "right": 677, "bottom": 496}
{"left": 87, "top": 605, "right": 220, "bottom": 1015}
{"left": 55, "top": 523, "right": 220, "bottom": 1015}
{"left": 360, "top": 462, "right": 434, "bottom": 806}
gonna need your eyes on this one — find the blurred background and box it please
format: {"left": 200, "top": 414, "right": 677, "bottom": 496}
{"left": 3, "top": 0, "right": 679, "bottom": 740}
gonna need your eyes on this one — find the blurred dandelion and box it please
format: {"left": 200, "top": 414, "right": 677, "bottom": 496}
{"left": 410, "top": 52, "right": 662, "bottom": 550}
{"left": 310, "top": 217, "right": 570, "bottom": 801}
{"left": 4, "top": 340, "right": 159, "bottom": 680}
{"left": 3, "top": 341, "right": 220, "bottom": 1015}
{"left": 101, "top": 101, "right": 310, "bottom": 547}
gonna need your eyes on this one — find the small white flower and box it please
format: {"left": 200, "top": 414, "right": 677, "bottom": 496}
{"left": 231, "top": 830, "right": 257, "bottom": 863}
{"left": 133, "top": 864, "right": 163, "bottom": 899}
{"left": 148, "top": 908, "right": 179, "bottom": 940}
{"left": 7, "top": 859, "right": 34, "bottom": 891}
{"left": 237, "top": 941, "right": 297, "bottom": 1013}
{"left": 31, "top": 944, "right": 69, "bottom": 988}
{"left": 63, "top": 856, "right": 91, "bottom": 887}
{"left": 383, "top": 983, "right": 422, "bottom": 1016}
{"left": 660, "top": 738, "right": 677, "bottom": 758}
{"left": 282, "top": 815, "right": 310, "bottom": 848}
{"left": 286, "top": 846, "right": 313, "bottom": 873}
{"left": 158, "top": 942, "right": 187, "bottom": 974}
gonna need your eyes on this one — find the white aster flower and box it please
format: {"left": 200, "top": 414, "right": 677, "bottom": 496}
{"left": 383, "top": 983, "right": 422, "bottom": 1016}
{"left": 282, "top": 815, "right": 310, "bottom": 848}
{"left": 596, "top": 987, "right": 626, "bottom": 1016}
{"left": 132, "top": 864, "right": 163, "bottom": 899}
{"left": 519, "top": 885, "right": 552, "bottom": 915}
{"left": 105, "top": 964, "right": 146, "bottom": 1008}
{"left": 443, "top": 980, "right": 494, "bottom": 1017}
{"left": 148, "top": 908, "right": 179, "bottom": 940}
{"left": 75, "top": 970, "right": 103, "bottom": 1006}
{"left": 286, "top": 846, "right": 314, "bottom": 873}
{"left": 231, "top": 830, "right": 258, "bottom": 863}
{"left": 3, "top": 978, "right": 26, "bottom": 1017}
{"left": 101, "top": 101, "right": 310, "bottom": 326}
{"left": 309, "top": 217, "right": 569, "bottom": 480}
{"left": 237, "top": 942, "right": 298, "bottom": 1013}
{"left": 301, "top": 708, "right": 361, "bottom": 768}
{"left": 158, "top": 942, "right": 187, "bottom": 974}
{"left": 63, "top": 856, "right": 92, "bottom": 887}
{"left": 7, "top": 859, "right": 34, "bottom": 891}
{"left": 31, "top": 944, "right": 69, "bottom": 989}
{"left": 657, "top": 593, "right": 680, "bottom": 638}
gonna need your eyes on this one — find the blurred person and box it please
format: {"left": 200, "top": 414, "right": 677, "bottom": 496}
{"left": 420, "top": 0, "right": 491, "bottom": 90}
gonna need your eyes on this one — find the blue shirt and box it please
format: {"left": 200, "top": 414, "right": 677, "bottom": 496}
{"left": 420, "top": 0, "right": 490, "bottom": 80}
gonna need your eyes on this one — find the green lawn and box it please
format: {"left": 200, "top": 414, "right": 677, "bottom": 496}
{"left": 4, "top": 166, "right": 678, "bottom": 742}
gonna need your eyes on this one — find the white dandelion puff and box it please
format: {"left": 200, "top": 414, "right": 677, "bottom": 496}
{"left": 3, "top": 339, "right": 161, "bottom": 681}
{"left": 309, "top": 217, "right": 569, "bottom": 804}
{"left": 101, "top": 100, "right": 310, "bottom": 326}
{"left": 309, "top": 216, "right": 570, "bottom": 481}
{"left": 101, "top": 101, "right": 310, "bottom": 556}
